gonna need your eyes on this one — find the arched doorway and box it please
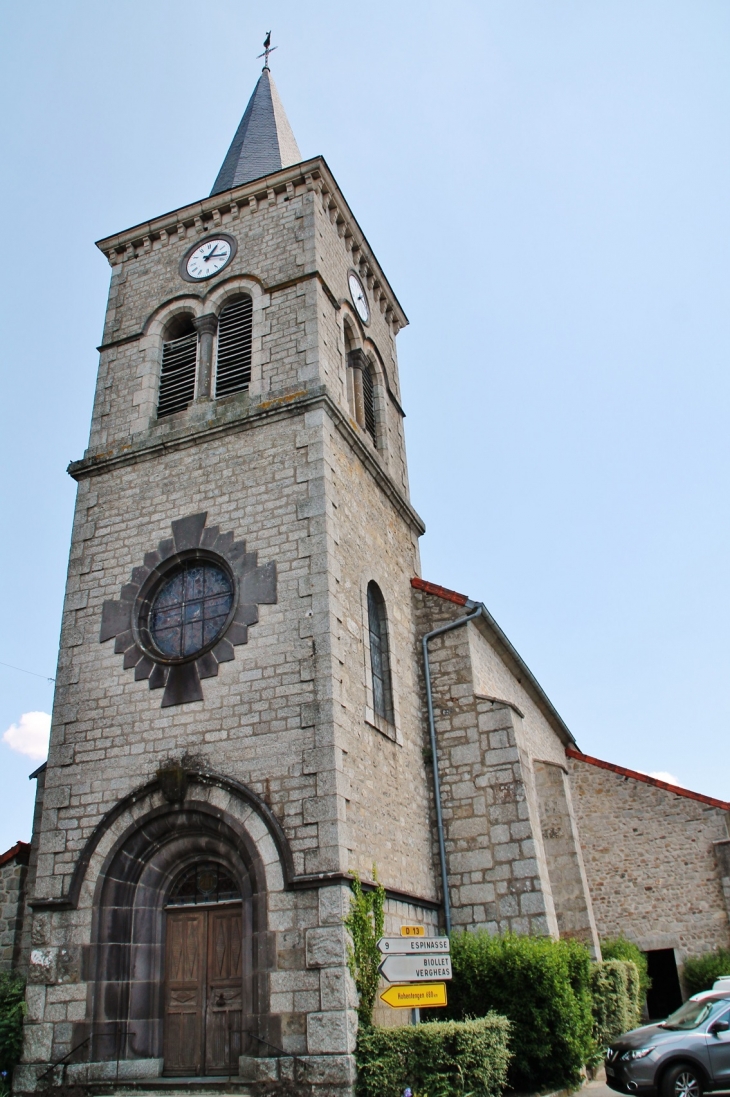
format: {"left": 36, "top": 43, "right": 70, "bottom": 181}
{"left": 89, "top": 801, "right": 266, "bottom": 1075}
{"left": 164, "top": 861, "right": 244, "bottom": 1075}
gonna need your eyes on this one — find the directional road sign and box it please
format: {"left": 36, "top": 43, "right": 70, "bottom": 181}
{"left": 379, "top": 954, "right": 452, "bottom": 983}
{"left": 380, "top": 983, "right": 448, "bottom": 1009}
{"left": 377, "top": 936, "right": 450, "bottom": 954}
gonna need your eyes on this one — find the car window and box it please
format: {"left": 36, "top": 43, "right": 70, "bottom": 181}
{"left": 663, "top": 1001, "right": 714, "bottom": 1030}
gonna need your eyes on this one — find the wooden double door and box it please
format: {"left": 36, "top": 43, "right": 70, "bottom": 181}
{"left": 163, "top": 904, "right": 243, "bottom": 1075}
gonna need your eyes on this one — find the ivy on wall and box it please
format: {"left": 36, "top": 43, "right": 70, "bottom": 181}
{"left": 344, "top": 870, "right": 385, "bottom": 1027}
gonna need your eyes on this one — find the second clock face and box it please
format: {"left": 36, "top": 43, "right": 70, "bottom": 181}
{"left": 185, "top": 237, "right": 233, "bottom": 280}
{"left": 348, "top": 272, "right": 370, "bottom": 324}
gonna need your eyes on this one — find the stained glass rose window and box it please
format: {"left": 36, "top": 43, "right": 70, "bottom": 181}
{"left": 148, "top": 561, "right": 233, "bottom": 659}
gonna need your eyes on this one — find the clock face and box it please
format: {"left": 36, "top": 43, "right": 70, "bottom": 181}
{"left": 348, "top": 272, "right": 370, "bottom": 324}
{"left": 185, "top": 237, "right": 233, "bottom": 280}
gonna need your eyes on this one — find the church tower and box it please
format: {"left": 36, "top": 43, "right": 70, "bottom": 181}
{"left": 16, "top": 56, "right": 438, "bottom": 1096}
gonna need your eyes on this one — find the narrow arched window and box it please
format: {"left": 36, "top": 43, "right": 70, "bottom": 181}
{"left": 367, "top": 581, "right": 394, "bottom": 724}
{"left": 215, "top": 295, "right": 253, "bottom": 397}
{"left": 157, "top": 315, "right": 197, "bottom": 418}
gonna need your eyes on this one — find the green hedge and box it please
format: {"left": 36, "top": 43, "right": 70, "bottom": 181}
{"left": 682, "top": 948, "right": 730, "bottom": 996}
{"left": 0, "top": 974, "right": 25, "bottom": 1085}
{"left": 591, "top": 960, "right": 642, "bottom": 1061}
{"left": 356, "top": 1015, "right": 511, "bottom": 1097}
{"left": 443, "top": 931, "right": 594, "bottom": 1092}
{"left": 601, "top": 937, "right": 650, "bottom": 1001}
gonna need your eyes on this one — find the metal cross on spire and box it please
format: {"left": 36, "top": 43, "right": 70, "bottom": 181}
{"left": 257, "top": 31, "right": 277, "bottom": 71}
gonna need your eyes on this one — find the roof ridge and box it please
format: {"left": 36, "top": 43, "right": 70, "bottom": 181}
{"left": 566, "top": 747, "right": 730, "bottom": 812}
{"left": 411, "top": 576, "right": 468, "bottom": 606}
{"left": 0, "top": 840, "right": 31, "bottom": 868}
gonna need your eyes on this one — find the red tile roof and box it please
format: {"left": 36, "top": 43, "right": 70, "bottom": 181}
{"left": 566, "top": 748, "right": 730, "bottom": 812}
{"left": 411, "top": 577, "right": 469, "bottom": 606}
{"left": 0, "top": 841, "right": 30, "bottom": 868}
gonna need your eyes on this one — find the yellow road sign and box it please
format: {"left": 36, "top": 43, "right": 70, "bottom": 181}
{"left": 400, "top": 925, "right": 425, "bottom": 936}
{"left": 380, "top": 983, "right": 447, "bottom": 1009}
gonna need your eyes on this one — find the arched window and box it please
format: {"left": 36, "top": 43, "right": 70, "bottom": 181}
{"left": 167, "top": 861, "right": 241, "bottom": 907}
{"left": 215, "top": 295, "right": 253, "bottom": 397}
{"left": 157, "top": 314, "right": 197, "bottom": 418}
{"left": 367, "top": 581, "right": 394, "bottom": 724}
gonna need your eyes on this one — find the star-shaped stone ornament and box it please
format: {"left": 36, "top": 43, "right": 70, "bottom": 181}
{"left": 99, "top": 511, "right": 276, "bottom": 707}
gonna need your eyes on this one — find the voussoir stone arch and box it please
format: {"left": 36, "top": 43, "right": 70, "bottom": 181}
{"left": 45, "top": 770, "right": 293, "bottom": 919}
{"left": 341, "top": 304, "right": 364, "bottom": 349}
{"left": 75, "top": 774, "right": 286, "bottom": 1066}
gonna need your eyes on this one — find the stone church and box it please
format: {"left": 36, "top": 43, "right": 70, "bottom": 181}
{"left": 8, "top": 56, "right": 730, "bottom": 1097}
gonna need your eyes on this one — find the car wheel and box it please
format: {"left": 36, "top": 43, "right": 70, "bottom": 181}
{"left": 661, "top": 1063, "right": 704, "bottom": 1097}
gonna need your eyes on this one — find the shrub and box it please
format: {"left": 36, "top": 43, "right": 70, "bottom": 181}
{"left": 590, "top": 960, "right": 642, "bottom": 1062}
{"left": 601, "top": 937, "right": 651, "bottom": 1002}
{"left": 0, "top": 974, "right": 25, "bottom": 1085}
{"left": 356, "top": 1014, "right": 511, "bottom": 1097}
{"left": 443, "top": 931, "right": 594, "bottom": 1092}
{"left": 682, "top": 948, "right": 730, "bottom": 996}
{"left": 344, "top": 871, "right": 385, "bottom": 1028}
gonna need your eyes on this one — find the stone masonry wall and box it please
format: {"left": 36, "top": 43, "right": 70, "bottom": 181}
{"left": 411, "top": 589, "right": 559, "bottom": 936}
{"left": 568, "top": 752, "right": 730, "bottom": 959}
{"left": 0, "top": 844, "right": 30, "bottom": 973}
{"left": 533, "top": 762, "right": 599, "bottom": 952}
{"left": 21, "top": 154, "right": 426, "bottom": 1091}
{"left": 320, "top": 412, "right": 435, "bottom": 898}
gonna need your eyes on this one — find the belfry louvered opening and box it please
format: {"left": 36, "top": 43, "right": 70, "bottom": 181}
{"left": 215, "top": 296, "right": 253, "bottom": 398}
{"left": 362, "top": 364, "right": 376, "bottom": 444}
{"left": 157, "top": 322, "right": 198, "bottom": 419}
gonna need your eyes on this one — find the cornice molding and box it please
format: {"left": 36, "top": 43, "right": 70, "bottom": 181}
{"left": 95, "top": 156, "right": 407, "bottom": 332}
{"left": 68, "top": 386, "right": 426, "bottom": 536}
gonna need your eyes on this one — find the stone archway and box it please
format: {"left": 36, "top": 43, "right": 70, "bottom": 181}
{"left": 88, "top": 799, "right": 270, "bottom": 1074}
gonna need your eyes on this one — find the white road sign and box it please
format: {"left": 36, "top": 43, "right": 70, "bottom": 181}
{"left": 377, "top": 936, "right": 450, "bottom": 954}
{"left": 379, "top": 954, "right": 453, "bottom": 983}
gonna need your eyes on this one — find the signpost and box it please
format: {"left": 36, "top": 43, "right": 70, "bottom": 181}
{"left": 377, "top": 936, "right": 450, "bottom": 954}
{"left": 379, "top": 954, "right": 452, "bottom": 983}
{"left": 380, "top": 983, "right": 448, "bottom": 1009}
{"left": 378, "top": 929, "right": 451, "bottom": 1013}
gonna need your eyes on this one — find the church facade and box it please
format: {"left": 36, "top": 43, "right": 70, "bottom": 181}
{"left": 11, "top": 62, "right": 730, "bottom": 1097}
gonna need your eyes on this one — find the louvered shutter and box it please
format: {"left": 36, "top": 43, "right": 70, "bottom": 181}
{"left": 362, "top": 364, "right": 377, "bottom": 444}
{"left": 157, "top": 332, "right": 198, "bottom": 418}
{"left": 215, "top": 296, "right": 253, "bottom": 397}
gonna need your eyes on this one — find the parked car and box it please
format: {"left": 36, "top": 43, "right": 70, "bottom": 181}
{"left": 690, "top": 978, "right": 730, "bottom": 1001}
{"left": 605, "top": 992, "right": 730, "bottom": 1097}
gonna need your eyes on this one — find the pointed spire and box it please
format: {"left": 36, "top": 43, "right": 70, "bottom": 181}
{"left": 210, "top": 66, "right": 301, "bottom": 196}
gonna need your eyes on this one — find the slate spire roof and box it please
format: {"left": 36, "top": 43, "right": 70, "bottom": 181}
{"left": 210, "top": 66, "right": 301, "bottom": 196}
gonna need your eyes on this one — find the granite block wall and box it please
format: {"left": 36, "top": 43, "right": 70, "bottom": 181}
{"left": 568, "top": 751, "right": 730, "bottom": 959}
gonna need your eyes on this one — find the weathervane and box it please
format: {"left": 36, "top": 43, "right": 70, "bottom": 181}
{"left": 258, "top": 31, "right": 277, "bottom": 71}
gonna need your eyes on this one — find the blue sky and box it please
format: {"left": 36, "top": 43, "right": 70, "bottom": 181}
{"left": 1, "top": 1, "right": 729, "bottom": 851}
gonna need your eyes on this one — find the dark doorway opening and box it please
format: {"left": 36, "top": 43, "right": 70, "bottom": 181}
{"left": 646, "top": 949, "right": 683, "bottom": 1019}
